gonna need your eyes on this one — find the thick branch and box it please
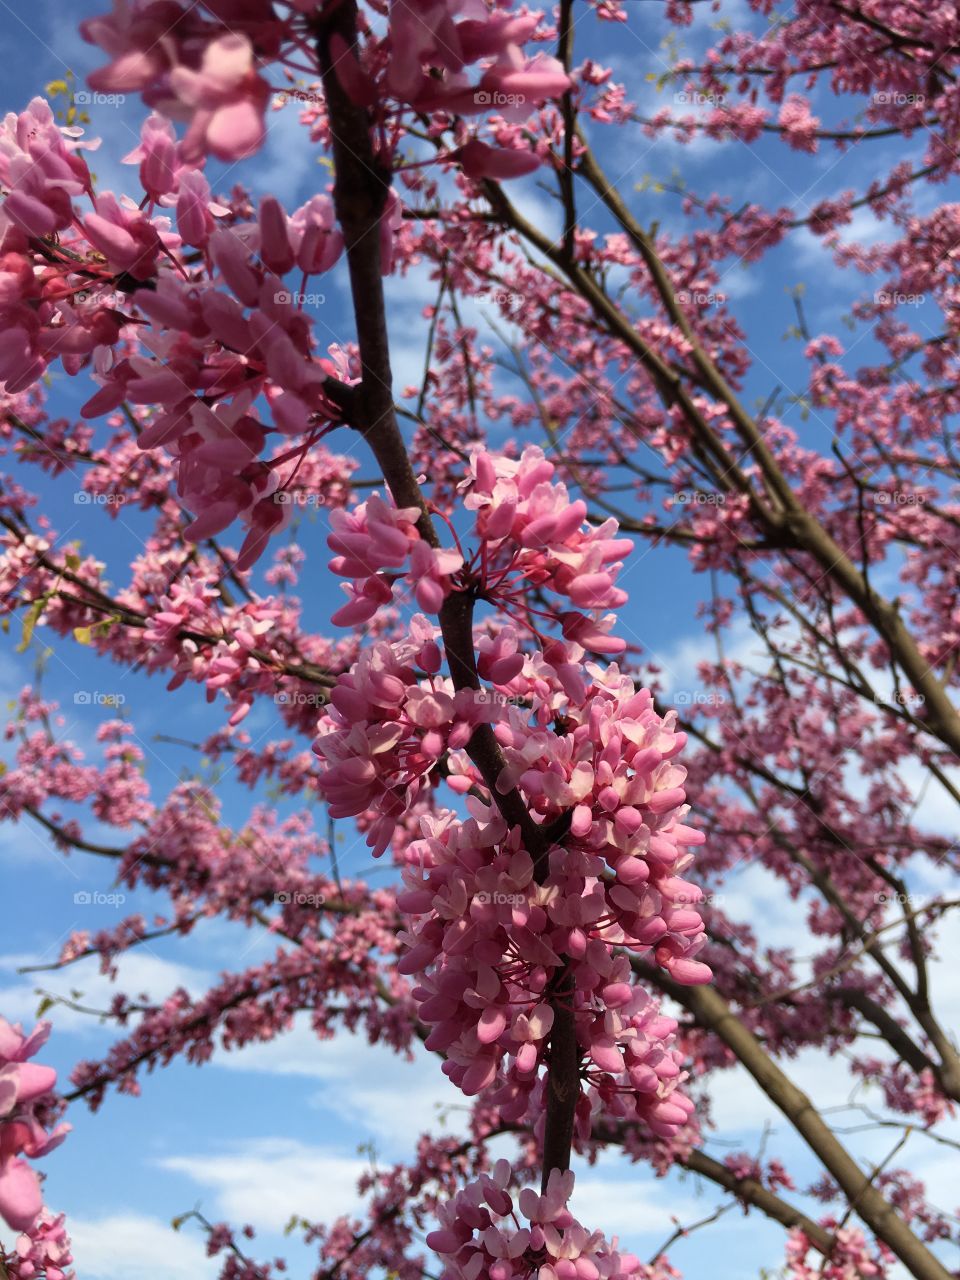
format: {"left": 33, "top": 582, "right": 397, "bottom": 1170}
{"left": 681, "top": 1149, "right": 834, "bottom": 1254}
{"left": 634, "top": 960, "right": 952, "bottom": 1280}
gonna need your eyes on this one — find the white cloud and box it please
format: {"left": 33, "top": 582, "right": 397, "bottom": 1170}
{"left": 570, "top": 1160, "right": 701, "bottom": 1240}
{"left": 713, "top": 860, "right": 815, "bottom": 953}
{"left": 214, "top": 1016, "right": 374, "bottom": 1081}
{"left": 0, "top": 819, "right": 78, "bottom": 871}
{"left": 157, "top": 1138, "right": 367, "bottom": 1233}
{"left": 648, "top": 612, "right": 758, "bottom": 696}
{"left": 216, "top": 1018, "right": 464, "bottom": 1154}
{"left": 0, "top": 949, "right": 211, "bottom": 1035}
{"left": 892, "top": 754, "right": 960, "bottom": 840}
{"left": 70, "top": 1212, "right": 219, "bottom": 1280}
{"left": 716, "top": 264, "right": 761, "bottom": 302}
{"left": 703, "top": 1051, "right": 855, "bottom": 1142}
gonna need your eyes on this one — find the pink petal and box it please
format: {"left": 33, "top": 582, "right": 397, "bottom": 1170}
{"left": 0, "top": 1158, "right": 43, "bottom": 1233}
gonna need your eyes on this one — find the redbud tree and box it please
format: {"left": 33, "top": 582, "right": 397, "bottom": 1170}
{"left": 0, "top": 0, "right": 958, "bottom": 1277}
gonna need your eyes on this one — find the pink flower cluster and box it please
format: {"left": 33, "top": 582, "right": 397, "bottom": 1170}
{"left": 3, "top": 1210, "right": 74, "bottom": 1280}
{"left": 492, "top": 662, "right": 711, "bottom": 989}
{"left": 0, "top": 99, "right": 220, "bottom": 396}
{"left": 0, "top": 99, "right": 117, "bottom": 395}
{"left": 79, "top": 0, "right": 571, "bottom": 183}
{"left": 316, "top": 596, "right": 708, "bottom": 1132}
{"left": 399, "top": 802, "right": 697, "bottom": 1129}
{"left": 81, "top": 6, "right": 273, "bottom": 163}
{"left": 327, "top": 496, "right": 464, "bottom": 624}
{"left": 777, "top": 95, "right": 821, "bottom": 153}
{"left": 0, "top": 1018, "right": 69, "bottom": 1237}
{"left": 0, "top": 97, "right": 91, "bottom": 241}
{"left": 384, "top": 1, "right": 571, "bottom": 122}
{"left": 90, "top": 210, "right": 351, "bottom": 565}
{"left": 463, "top": 448, "right": 634, "bottom": 654}
{"left": 427, "top": 1162, "right": 640, "bottom": 1280}
{"left": 786, "top": 1225, "right": 883, "bottom": 1279}
{"left": 0, "top": 91, "right": 355, "bottom": 571}
{"left": 314, "top": 437, "right": 711, "bottom": 1135}
{"left": 313, "top": 618, "right": 475, "bottom": 855}
{"left": 326, "top": 449, "right": 634, "bottom": 647}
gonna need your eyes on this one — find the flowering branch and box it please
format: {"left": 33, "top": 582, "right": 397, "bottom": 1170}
{"left": 314, "top": 0, "right": 582, "bottom": 1188}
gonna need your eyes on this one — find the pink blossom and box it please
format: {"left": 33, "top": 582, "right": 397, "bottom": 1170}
{"left": 428, "top": 1164, "right": 640, "bottom": 1280}
{"left": 0, "top": 1018, "right": 69, "bottom": 1236}
{"left": 290, "top": 194, "right": 344, "bottom": 276}
{"left": 175, "top": 169, "right": 224, "bottom": 247}
{"left": 166, "top": 34, "right": 272, "bottom": 163}
{"left": 5, "top": 1210, "right": 75, "bottom": 1280}
{"left": 81, "top": 2, "right": 186, "bottom": 94}
{"left": 123, "top": 112, "right": 184, "bottom": 202}
{"left": 83, "top": 191, "right": 163, "bottom": 280}
{"left": 453, "top": 139, "right": 541, "bottom": 180}
{"left": 0, "top": 98, "right": 92, "bottom": 238}
{"left": 778, "top": 94, "right": 820, "bottom": 153}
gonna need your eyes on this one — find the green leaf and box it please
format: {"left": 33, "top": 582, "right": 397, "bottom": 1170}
{"left": 17, "top": 598, "right": 45, "bottom": 653}
{"left": 74, "top": 615, "right": 122, "bottom": 646}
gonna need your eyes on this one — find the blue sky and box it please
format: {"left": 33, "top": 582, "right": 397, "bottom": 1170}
{"left": 1, "top": 0, "right": 959, "bottom": 1277}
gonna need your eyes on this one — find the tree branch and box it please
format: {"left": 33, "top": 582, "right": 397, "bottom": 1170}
{"left": 314, "top": 0, "right": 580, "bottom": 1191}
{"left": 632, "top": 960, "right": 952, "bottom": 1280}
